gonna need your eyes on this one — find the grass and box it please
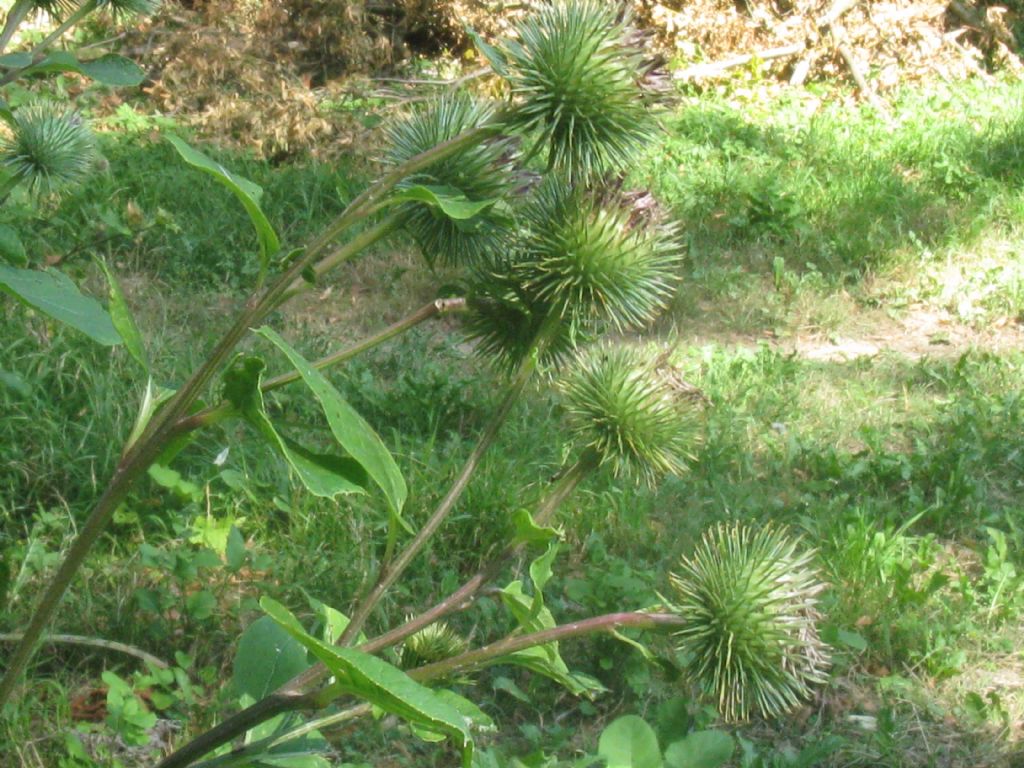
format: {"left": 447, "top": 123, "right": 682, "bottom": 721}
{"left": 640, "top": 75, "right": 1024, "bottom": 336}
{"left": 3, "top": 75, "right": 1024, "bottom": 767}
{"left": 3, "top": 131, "right": 369, "bottom": 287}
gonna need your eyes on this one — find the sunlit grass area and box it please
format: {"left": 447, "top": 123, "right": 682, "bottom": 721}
{"left": 3, "top": 73, "right": 1024, "bottom": 767}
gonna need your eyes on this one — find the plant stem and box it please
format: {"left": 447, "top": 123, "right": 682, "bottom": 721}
{"left": 262, "top": 297, "right": 466, "bottom": 392}
{"left": 174, "top": 296, "right": 467, "bottom": 434}
{"left": 335, "top": 314, "right": 564, "bottom": 647}
{"left": 276, "top": 215, "right": 400, "bottom": 305}
{"left": 156, "top": 318, "right": 566, "bottom": 768}
{"left": 411, "top": 612, "right": 686, "bottom": 682}
{"left": 30, "top": 0, "right": 97, "bottom": 53}
{"left": 0, "top": 125, "right": 500, "bottom": 712}
{"left": 0, "top": 0, "right": 31, "bottom": 57}
{"left": 0, "top": 631, "right": 168, "bottom": 669}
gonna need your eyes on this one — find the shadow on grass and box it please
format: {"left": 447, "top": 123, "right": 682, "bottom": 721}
{"left": 6, "top": 136, "right": 368, "bottom": 286}
{"left": 643, "top": 85, "right": 1024, "bottom": 285}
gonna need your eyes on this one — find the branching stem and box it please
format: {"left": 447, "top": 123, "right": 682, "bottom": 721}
{"left": 334, "top": 314, "right": 564, "bottom": 647}
{"left": 0, "top": 123, "right": 499, "bottom": 711}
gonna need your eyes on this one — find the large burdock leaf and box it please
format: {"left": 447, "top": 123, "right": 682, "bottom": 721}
{"left": 0, "top": 265, "right": 120, "bottom": 345}
{"left": 167, "top": 135, "right": 279, "bottom": 285}
{"left": 232, "top": 616, "right": 311, "bottom": 700}
{"left": 15, "top": 51, "right": 146, "bottom": 86}
{"left": 221, "top": 354, "right": 367, "bottom": 499}
{"left": 389, "top": 184, "right": 498, "bottom": 221}
{"left": 256, "top": 327, "right": 407, "bottom": 519}
{"left": 598, "top": 715, "right": 663, "bottom": 768}
{"left": 261, "top": 597, "right": 475, "bottom": 768}
{"left": 663, "top": 731, "right": 734, "bottom": 768}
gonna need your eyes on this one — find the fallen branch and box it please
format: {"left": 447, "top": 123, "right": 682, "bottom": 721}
{"left": 0, "top": 632, "right": 169, "bottom": 669}
{"left": 948, "top": 0, "right": 1016, "bottom": 47}
{"left": 815, "top": 2, "right": 888, "bottom": 114}
{"left": 673, "top": 42, "right": 806, "bottom": 81}
{"left": 819, "top": 0, "right": 861, "bottom": 28}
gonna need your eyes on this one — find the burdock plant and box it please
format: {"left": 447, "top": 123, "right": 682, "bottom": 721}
{"left": 498, "top": 0, "right": 654, "bottom": 180}
{"left": 0, "top": 1, "right": 822, "bottom": 766}
{"left": 384, "top": 95, "right": 518, "bottom": 266}
{"left": 0, "top": 100, "right": 96, "bottom": 198}
{"left": 561, "top": 345, "right": 700, "bottom": 484}
{"left": 669, "top": 524, "right": 831, "bottom": 722}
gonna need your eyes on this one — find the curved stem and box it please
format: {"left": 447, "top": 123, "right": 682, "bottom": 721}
{"left": 29, "top": 0, "right": 96, "bottom": 54}
{"left": 277, "top": 214, "right": 400, "bottom": 305}
{"left": 0, "top": 631, "right": 168, "bottom": 669}
{"left": 0, "top": 123, "right": 500, "bottom": 712}
{"left": 335, "top": 313, "right": 564, "bottom": 648}
{"left": 184, "top": 613, "right": 683, "bottom": 768}
{"left": 411, "top": 612, "right": 686, "bottom": 682}
{"left": 175, "top": 297, "right": 467, "bottom": 434}
{"left": 0, "top": 0, "right": 31, "bottom": 57}
{"left": 262, "top": 297, "right": 466, "bottom": 392}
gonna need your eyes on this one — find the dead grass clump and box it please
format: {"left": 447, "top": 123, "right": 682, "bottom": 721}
{"left": 636, "top": 0, "right": 1023, "bottom": 92}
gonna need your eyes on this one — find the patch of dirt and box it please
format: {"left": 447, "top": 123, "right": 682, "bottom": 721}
{"left": 793, "top": 305, "right": 1024, "bottom": 361}
{"left": 667, "top": 286, "right": 1024, "bottom": 361}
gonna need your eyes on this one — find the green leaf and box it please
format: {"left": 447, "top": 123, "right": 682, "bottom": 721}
{"left": 391, "top": 184, "right": 497, "bottom": 220}
{"left": 232, "top": 616, "right": 311, "bottom": 700}
{"left": 0, "top": 53, "right": 31, "bottom": 70}
{"left": 258, "top": 755, "right": 331, "bottom": 768}
{"left": 98, "top": 259, "right": 148, "bottom": 371}
{"left": 0, "top": 368, "right": 30, "bottom": 397}
{"left": 492, "top": 675, "right": 531, "bottom": 704}
{"left": 501, "top": 644, "right": 605, "bottom": 699}
{"left": 167, "top": 135, "right": 279, "bottom": 284}
{"left": 148, "top": 463, "right": 203, "bottom": 504}
{"left": 598, "top": 716, "right": 663, "bottom": 768}
{"left": 25, "top": 52, "right": 145, "bottom": 86}
{"left": 837, "top": 629, "right": 868, "bottom": 652}
{"left": 307, "top": 597, "right": 363, "bottom": 645}
{"left": 501, "top": 541, "right": 558, "bottom": 629}
{"left": 511, "top": 508, "right": 560, "bottom": 546}
{"left": 499, "top": 542, "right": 605, "bottom": 699}
{"left": 221, "top": 354, "right": 368, "bottom": 499}
{"left": 663, "top": 731, "right": 735, "bottom": 768}
{"left": 186, "top": 589, "right": 217, "bottom": 620}
{"left": 225, "top": 525, "right": 247, "bottom": 571}
{"left": 609, "top": 628, "right": 655, "bottom": 661}
{"left": 189, "top": 514, "right": 240, "bottom": 554}
{"left": 0, "top": 225, "right": 26, "bottom": 267}
{"left": 255, "top": 328, "right": 407, "bottom": 517}
{"left": 261, "top": 597, "right": 474, "bottom": 767}
{"left": 466, "top": 28, "right": 508, "bottom": 77}
{"left": 0, "top": 265, "right": 120, "bottom": 345}
{"left": 125, "top": 378, "right": 175, "bottom": 449}
{"left": 433, "top": 689, "right": 495, "bottom": 732}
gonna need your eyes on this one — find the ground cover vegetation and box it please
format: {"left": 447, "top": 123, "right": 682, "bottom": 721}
{"left": 1, "top": 0, "right": 1024, "bottom": 767}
